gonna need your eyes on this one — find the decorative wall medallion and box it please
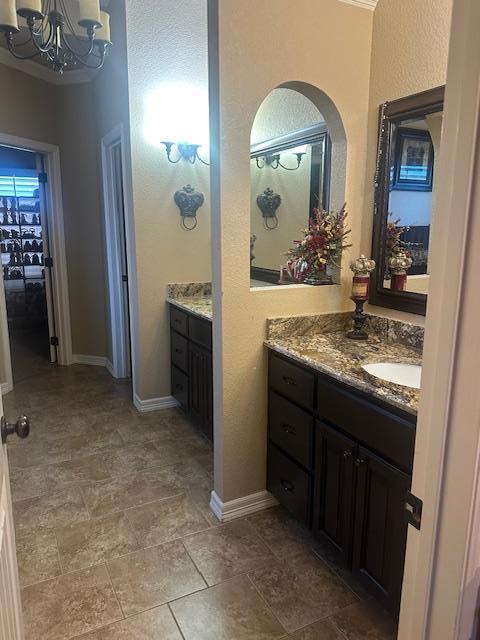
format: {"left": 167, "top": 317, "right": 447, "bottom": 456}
{"left": 174, "top": 184, "right": 205, "bottom": 230}
{"left": 256, "top": 187, "right": 281, "bottom": 230}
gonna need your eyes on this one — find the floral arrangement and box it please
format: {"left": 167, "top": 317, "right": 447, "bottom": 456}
{"left": 385, "top": 214, "right": 411, "bottom": 270}
{"left": 285, "top": 204, "right": 351, "bottom": 282}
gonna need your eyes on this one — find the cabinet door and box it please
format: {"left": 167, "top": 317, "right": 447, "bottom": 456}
{"left": 313, "top": 421, "right": 356, "bottom": 565}
{"left": 188, "top": 342, "right": 213, "bottom": 441}
{"left": 352, "top": 446, "right": 410, "bottom": 613}
{"left": 172, "top": 365, "right": 188, "bottom": 411}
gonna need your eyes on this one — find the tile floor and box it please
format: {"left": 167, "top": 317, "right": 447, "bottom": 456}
{"left": 5, "top": 363, "right": 397, "bottom": 639}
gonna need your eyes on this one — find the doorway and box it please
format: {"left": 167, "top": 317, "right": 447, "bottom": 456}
{"left": 0, "top": 145, "right": 57, "bottom": 383}
{"left": 101, "top": 125, "right": 133, "bottom": 380}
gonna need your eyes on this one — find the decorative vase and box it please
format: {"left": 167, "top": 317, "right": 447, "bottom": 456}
{"left": 304, "top": 263, "right": 332, "bottom": 286}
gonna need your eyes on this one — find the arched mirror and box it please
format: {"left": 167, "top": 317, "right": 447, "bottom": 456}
{"left": 250, "top": 88, "right": 333, "bottom": 287}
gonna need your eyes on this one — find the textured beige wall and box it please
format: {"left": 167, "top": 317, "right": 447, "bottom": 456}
{"left": 0, "top": 64, "right": 59, "bottom": 145}
{"left": 124, "top": 0, "right": 211, "bottom": 400}
{"left": 209, "top": 0, "right": 373, "bottom": 502}
{"left": 361, "top": 0, "right": 453, "bottom": 257}
{"left": 56, "top": 83, "right": 108, "bottom": 357}
{"left": 0, "top": 62, "right": 109, "bottom": 359}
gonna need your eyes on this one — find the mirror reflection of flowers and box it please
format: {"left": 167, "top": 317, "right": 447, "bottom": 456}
{"left": 385, "top": 214, "right": 411, "bottom": 274}
{"left": 285, "top": 204, "right": 352, "bottom": 285}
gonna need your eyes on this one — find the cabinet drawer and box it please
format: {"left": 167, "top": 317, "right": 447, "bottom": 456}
{"left": 269, "top": 353, "right": 315, "bottom": 410}
{"left": 171, "top": 331, "right": 188, "bottom": 373}
{"left": 172, "top": 365, "right": 188, "bottom": 410}
{"left": 267, "top": 444, "right": 312, "bottom": 526}
{"left": 189, "top": 315, "right": 212, "bottom": 350}
{"left": 269, "top": 391, "right": 313, "bottom": 470}
{"left": 317, "top": 377, "right": 415, "bottom": 473}
{"left": 170, "top": 306, "right": 188, "bottom": 336}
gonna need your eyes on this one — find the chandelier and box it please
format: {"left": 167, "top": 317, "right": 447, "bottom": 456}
{"left": 0, "top": 0, "right": 112, "bottom": 74}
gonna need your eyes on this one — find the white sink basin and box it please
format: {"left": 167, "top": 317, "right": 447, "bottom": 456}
{"left": 361, "top": 362, "right": 422, "bottom": 389}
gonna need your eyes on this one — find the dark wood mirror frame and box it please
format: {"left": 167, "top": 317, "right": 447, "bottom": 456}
{"left": 370, "top": 85, "right": 445, "bottom": 316}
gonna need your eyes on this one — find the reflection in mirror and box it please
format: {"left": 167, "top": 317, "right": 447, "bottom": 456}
{"left": 384, "top": 111, "right": 442, "bottom": 294}
{"left": 250, "top": 88, "right": 331, "bottom": 286}
{"left": 370, "top": 86, "right": 445, "bottom": 315}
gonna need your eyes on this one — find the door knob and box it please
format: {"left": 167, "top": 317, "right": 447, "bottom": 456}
{"left": 1, "top": 415, "right": 30, "bottom": 444}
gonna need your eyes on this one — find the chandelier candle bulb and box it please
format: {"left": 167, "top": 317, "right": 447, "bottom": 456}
{"left": 16, "top": 0, "right": 42, "bottom": 19}
{"left": 78, "top": 0, "right": 101, "bottom": 27}
{"left": 0, "top": 0, "right": 18, "bottom": 30}
{"left": 95, "top": 10, "right": 111, "bottom": 43}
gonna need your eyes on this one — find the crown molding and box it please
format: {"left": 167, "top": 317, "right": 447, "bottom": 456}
{"left": 338, "top": 0, "right": 378, "bottom": 10}
{"left": 0, "top": 46, "right": 97, "bottom": 85}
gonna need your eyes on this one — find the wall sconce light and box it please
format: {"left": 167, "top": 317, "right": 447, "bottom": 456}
{"left": 257, "top": 187, "right": 281, "bottom": 230}
{"left": 255, "top": 151, "right": 306, "bottom": 171}
{"left": 161, "top": 142, "right": 210, "bottom": 165}
{"left": 174, "top": 184, "right": 205, "bottom": 230}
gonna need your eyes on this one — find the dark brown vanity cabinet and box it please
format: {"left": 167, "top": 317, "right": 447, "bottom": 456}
{"left": 267, "top": 350, "right": 416, "bottom": 614}
{"left": 170, "top": 305, "right": 213, "bottom": 441}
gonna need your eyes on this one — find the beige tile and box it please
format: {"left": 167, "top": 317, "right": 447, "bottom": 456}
{"left": 249, "top": 551, "right": 358, "bottom": 633}
{"left": 248, "top": 506, "right": 319, "bottom": 558}
{"left": 289, "top": 619, "right": 346, "bottom": 639}
{"left": 107, "top": 539, "right": 206, "bottom": 616}
{"left": 13, "top": 486, "right": 90, "bottom": 536}
{"left": 81, "top": 468, "right": 183, "bottom": 517}
{"left": 22, "top": 564, "right": 123, "bottom": 640}
{"left": 102, "top": 441, "right": 167, "bottom": 476}
{"left": 330, "top": 599, "right": 397, "bottom": 640}
{"left": 56, "top": 511, "right": 139, "bottom": 572}
{"left": 116, "top": 420, "right": 172, "bottom": 444}
{"left": 80, "top": 605, "right": 183, "bottom": 639}
{"left": 16, "top": 529, "right": 62, "bottom": 587}
{"left": 8, "top": 436, "right": 74, "bottom": 469}
{"left": 127, "top": 493, "right": 210, "bottom": 547}
{"left": 67, "top": 429, "right": 125, "bottom": 458}
{"left": 10, "top": 455, "right": 110, "bottom": 502}
{"left": 183, "top": 519, "right": 275, "bottom": 585}
{"left": 170, "top": 574, "right": 286, "bottom": 639}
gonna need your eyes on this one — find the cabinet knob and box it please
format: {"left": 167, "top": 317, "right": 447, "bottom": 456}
{"left": 355, "top": 458, "right": 366, "bottom": 467}
{"left": 282, "top": 375, "right": 297, "bottom": 387}
{"left": 281, "top": 478, "right": 294, "bottom": 493}
{"left": 282, "top": 424, "right": 296, "bottom": 435}
{"left": 343, "top": 449, "right": 353, "bottom": 458}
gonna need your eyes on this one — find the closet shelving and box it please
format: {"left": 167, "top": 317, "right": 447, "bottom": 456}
{"left": 0, "top": 195, "right": 47, "bottom": 328}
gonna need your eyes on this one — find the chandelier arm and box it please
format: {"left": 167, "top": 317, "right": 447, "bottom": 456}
{"left": 5, "top": 33, "right": 42, "bottom": 60}
{"left": 58, "top": 0, "right": 95, "bottom": 58}
{"left": 28, "top": 19, "right": 56, "bottom": 54}
{"left": 77, "top": 46, "right": 108, "bottom": 70}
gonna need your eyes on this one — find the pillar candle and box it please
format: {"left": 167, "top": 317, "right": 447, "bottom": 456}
{"left": 0, "top": 0, "right": 18, "bottom": 30}
{"left": 78, "top": 0, "right": 101, "bottom": 26}
{"left": 95, "top": 11, "right": 111, "bottom": 43}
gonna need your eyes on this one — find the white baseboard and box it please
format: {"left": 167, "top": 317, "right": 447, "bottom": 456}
{"left": 210, "top": 490, "right": 278, "bottom": 523}
{"left": 1, "top": 381, "right": 13, "bottom": 395}
{"left": 72, "top": 354, "right": 107, "bottom": 367}
{"left": 133, "top": 393, "right": 179, "bottom": 413}
{"left": 105, "top": 359, "right": 114, "bottom": 377}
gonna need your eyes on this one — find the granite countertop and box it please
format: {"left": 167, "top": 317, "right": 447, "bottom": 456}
{"left": 167, "top": 295, "right": 212, "bottom": 321}
{"left": 266, "top": 314, "right": 422, "bottom": 415}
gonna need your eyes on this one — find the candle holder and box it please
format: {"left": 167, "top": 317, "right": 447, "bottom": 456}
{"left": 388, "top": 250, "right": 412, "bottom": 291}
{"left": 347, "top": 255, "right": 376, "bottom": 341}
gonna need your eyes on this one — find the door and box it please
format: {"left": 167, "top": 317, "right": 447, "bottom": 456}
{"left": 188, "top": 342, "right": 213, "bottom": 440}
{"left": 0, "top": 394, "right": 25, "bottom": 639}
{"left": 352, "top": 445, "right": 410, "bottom": 614}
{"left": 36, "top": 154, "right": 57, "bottom": 363}
{"left": 102, "top": 129, "right": 131, "bottom": 379}
{"left": 313, "top": 420, "right": 356, "bottom": 566}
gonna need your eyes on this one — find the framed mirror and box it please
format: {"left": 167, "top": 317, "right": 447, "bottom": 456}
{"left": 250, "top": 88, "right": 332, "bottom": 287}
{"left": 370, "top": 86, "right": 445, "bottom": 315}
